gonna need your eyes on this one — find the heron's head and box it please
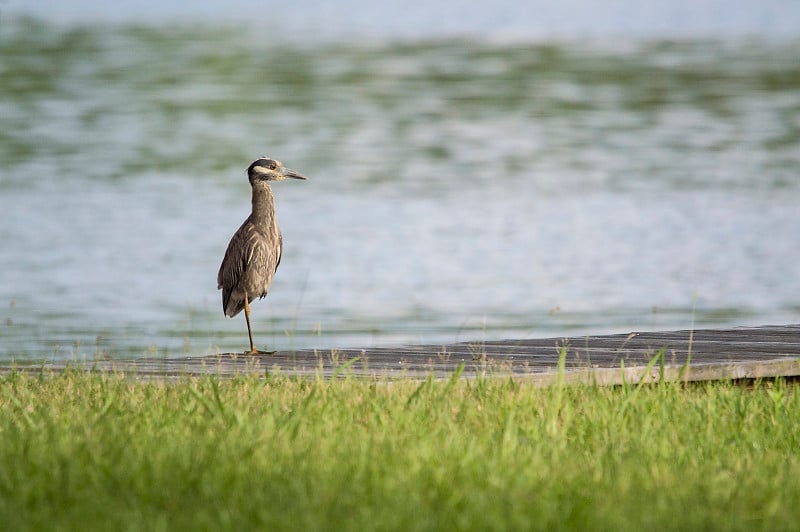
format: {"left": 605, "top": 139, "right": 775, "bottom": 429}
{"left": 247, "top": 157, "right": 307, "bottom": 185}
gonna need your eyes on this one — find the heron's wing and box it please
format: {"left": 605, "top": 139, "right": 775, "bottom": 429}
{"left": 217, "top": 220, "right": 260, "bottom": 315}
{"left": 275, "top": 231, "right": 283, "bottom": 272}
{"left": 218, "top": 220, "right": 283, "bottom": 315}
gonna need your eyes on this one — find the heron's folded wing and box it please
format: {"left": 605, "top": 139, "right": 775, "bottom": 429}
{"left": 217, "top": 221, "right": 259, "bottom": 313}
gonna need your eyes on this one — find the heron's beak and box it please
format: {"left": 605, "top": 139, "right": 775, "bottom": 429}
{"left": 281, "top": 167, "right": 307, "bottom": 180}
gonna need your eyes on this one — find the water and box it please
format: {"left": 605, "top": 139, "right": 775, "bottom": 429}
{"left": 1, "top": 10, "right": 800, "bottom": 361}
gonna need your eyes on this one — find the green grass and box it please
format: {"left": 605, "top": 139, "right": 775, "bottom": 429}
{"left": 1, "top": 371, "right": 799, "bottom": 531}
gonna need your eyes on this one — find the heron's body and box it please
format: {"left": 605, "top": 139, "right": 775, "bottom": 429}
{"left": 218, "top": 181, "right": 282, "bottom": 318}
{"left": 217, "top": 157, "right": 306, "bottom": 354}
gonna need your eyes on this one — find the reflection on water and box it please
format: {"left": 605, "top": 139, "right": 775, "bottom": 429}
{"left": 1, "top": 17, "right": 799, "bottom": 360}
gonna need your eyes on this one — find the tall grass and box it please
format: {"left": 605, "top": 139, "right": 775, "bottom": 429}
{"left": 1, "top": 370, "right": 798, "bottom": 531}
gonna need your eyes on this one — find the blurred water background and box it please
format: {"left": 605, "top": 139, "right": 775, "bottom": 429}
{"left": 1, "top": 1, "right": 799, "bottom": 361}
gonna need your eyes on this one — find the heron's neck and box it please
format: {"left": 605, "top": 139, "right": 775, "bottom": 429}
{"left": 250, "top": 182, "right": 276, "bottom": 226}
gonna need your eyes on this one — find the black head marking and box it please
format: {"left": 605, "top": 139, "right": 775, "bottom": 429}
{"left": 248, "top": 158, "right": 279, "bottom": 174}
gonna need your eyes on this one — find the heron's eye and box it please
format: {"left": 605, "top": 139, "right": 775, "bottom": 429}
{"left": 259, "top": 159, "right": 277, "bottom": 170}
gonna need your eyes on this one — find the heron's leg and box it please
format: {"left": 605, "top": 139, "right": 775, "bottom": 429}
{"left": 244, "top": 292, "right": 257, "bottom": 355}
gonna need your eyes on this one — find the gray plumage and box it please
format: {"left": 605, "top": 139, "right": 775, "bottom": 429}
{"left": 217, "top": 157, "right": 306, "bottom": 354}
{"left": 217, "top": 184, "right": 282, "bottom": 318}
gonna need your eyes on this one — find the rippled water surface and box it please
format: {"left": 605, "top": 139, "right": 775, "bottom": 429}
{"left": 2, "top": 14, "right": 799, "bottom": 360}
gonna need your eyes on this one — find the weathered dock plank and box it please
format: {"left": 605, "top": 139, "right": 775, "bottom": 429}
{"left": 3, "top": 325, "right": 799, "bottom": 385}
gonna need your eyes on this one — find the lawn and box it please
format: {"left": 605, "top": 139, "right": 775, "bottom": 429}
{"left": 1, "top": 369, "right": 798, "bottom": 531}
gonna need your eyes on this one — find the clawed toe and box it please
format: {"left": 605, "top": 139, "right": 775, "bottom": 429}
{"left": 243, "top": 349, "right": 276, "bottom": 355}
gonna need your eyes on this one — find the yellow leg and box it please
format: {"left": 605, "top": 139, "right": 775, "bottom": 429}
{"left": 242, "top": 293, "right": 274, "bottom": 355}
{"left": 243, "top": 292, "right": 258, "bottom": 355}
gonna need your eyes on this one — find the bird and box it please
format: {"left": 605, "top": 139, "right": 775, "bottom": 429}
{"left": 217, "top": 157, "right": 307, "bottom": 354}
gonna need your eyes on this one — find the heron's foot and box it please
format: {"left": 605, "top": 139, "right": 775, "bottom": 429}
{"left": 244, "top": 348, "right": 276, "bottom": 356}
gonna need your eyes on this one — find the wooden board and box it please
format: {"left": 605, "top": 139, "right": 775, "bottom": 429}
{"left": 3, "top": 325, "right": 800, "bottom": 385}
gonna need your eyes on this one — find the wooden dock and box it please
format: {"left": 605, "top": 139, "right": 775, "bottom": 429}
{"left": 4, "top": 324, "right": 800, "bottom": 385}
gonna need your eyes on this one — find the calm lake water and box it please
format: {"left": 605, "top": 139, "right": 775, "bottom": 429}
{"left": 1, "top": 7, "right": 799, "bottom": 361}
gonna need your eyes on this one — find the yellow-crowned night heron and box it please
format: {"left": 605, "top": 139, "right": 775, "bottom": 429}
{"left": 217, "top": 157, "right": 307, "bottom": 354}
